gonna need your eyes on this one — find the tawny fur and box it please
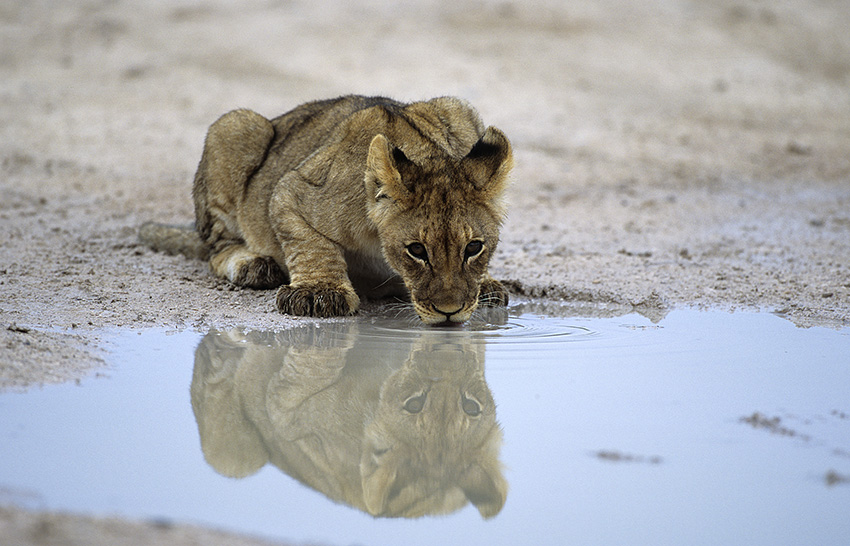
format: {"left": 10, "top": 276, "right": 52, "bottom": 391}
{"left": 142, "top": 95, "right": 514, "bottom": 323}
{"left": 191, "top": 325, "right": 507, "bottom": 518}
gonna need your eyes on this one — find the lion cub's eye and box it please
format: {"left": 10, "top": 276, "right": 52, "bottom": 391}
{"left": 403, "top": 392, "right": 426, "bottom": 414}
{"left": 461, "top": 393, "right": 482, "bottom": 417}
{"left": 464, "top": 240, "right": 484, "bottom": 260}
{"left": 406, "top": 242, "right": 429, "bottom": 262}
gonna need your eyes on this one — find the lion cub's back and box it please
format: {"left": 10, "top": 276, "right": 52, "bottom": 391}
{"left": 263, "top": 95, "right": 487, "bottom": 173}
{"left": 264, "top": 95, "right": 404, "bottom": 173}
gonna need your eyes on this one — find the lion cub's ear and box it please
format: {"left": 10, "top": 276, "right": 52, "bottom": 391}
{"left": 365, "top": 134, "right": 412, "bottom": 207}
{"left": 460, "top": 459, "right": 508, "bottom": 519}
{"left": 464, "top": 126, "right": 513, "bottom": 198}
{"left": 360, "top": 438, "right": 398, "bottom": 516}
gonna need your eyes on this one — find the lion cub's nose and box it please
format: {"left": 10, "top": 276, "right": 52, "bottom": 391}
{"left": 433, "top": 304, "right": 464, "bottom": 320}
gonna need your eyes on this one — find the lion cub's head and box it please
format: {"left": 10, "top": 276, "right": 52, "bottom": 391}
{"left": 364, "top": 126, "right": 513, "bottom": 324}
{"left": 361, "top": 336, "right": 506, "bottom": 518}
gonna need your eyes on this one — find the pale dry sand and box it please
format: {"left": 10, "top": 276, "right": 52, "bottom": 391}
{"left": 1, "top": 0, "right": 849, "bottom": 544}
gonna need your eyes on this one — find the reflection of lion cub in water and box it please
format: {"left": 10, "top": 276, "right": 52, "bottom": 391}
{"left": 142, "top": 95, "right": 513, "bottom": 324}
{"left": 191, "top": 325, "right": 506, "bottom": 518}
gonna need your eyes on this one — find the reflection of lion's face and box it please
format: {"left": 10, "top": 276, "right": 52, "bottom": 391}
{"left": 361, "top": 340, "right": 506, "bottom": 518}
{"left": 192, "top": 326, "right": 506, "bottom": 519}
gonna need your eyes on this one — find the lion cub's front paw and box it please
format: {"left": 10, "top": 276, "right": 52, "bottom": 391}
{"left": 478, "top": 277, "right": 509, "bottom": 308}
{"left": 275, "top": 283, "right": 360, "bottom": 317}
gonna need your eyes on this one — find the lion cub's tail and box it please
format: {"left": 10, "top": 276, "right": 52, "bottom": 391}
{"left": 138, "top": 222, "right": 210, "bottom": 260}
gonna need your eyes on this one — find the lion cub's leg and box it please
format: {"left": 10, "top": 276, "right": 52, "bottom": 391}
{"left": 271, "top": 211, "right": 360, "bottom": 318}
{"left": 478, "top": 275, "right": 509, "bottom": 308}
{"left": 194, "top": 109, "right": 283, "bottom": 289}
{"left": 209, "top": 244, "right": 288, "bottom": 289}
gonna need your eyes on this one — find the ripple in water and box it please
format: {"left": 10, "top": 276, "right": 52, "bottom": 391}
{"left": 362, "top": 305, "right": 598, "bottom": 345}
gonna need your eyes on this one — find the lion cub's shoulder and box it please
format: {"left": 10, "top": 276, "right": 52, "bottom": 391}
{"left": 397, "top": 96, "right": 486, "bottom": 156}
{"left": 268, "top": 95, "right": 486, "bottom": 161}
{"left": 326, "top": 95, "right": 487, "bottom": 161}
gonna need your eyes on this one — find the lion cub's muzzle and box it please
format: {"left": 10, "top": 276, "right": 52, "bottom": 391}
{"left": 414, "top": 299, "right": 478, "bottom": 325}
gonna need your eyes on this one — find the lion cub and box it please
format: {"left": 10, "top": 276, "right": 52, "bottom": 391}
{"left": 143, "top": 96, "right": 513, "bottom": 323}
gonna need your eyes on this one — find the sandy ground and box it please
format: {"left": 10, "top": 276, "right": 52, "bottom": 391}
{"left": 1, "top": 0, "right": 849, "bottom": 543}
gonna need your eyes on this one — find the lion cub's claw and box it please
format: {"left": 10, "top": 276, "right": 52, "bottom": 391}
{"left": 233, "top": 256, "right": 288, "bottom": 289}
{"left": 276, "top": 283, "right": 359, "bottom": 318}
{"left": 478, "top": 278, "right": 509, "bottom": 308}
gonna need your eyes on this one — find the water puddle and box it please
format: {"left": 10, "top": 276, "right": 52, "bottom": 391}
{"left": 1, "top": 303, "right": 849, "bottom": 545}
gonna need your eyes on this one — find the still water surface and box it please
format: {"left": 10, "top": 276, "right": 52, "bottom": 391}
{"left": 1, "top": 304, "right": 849, "bottom": 545}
